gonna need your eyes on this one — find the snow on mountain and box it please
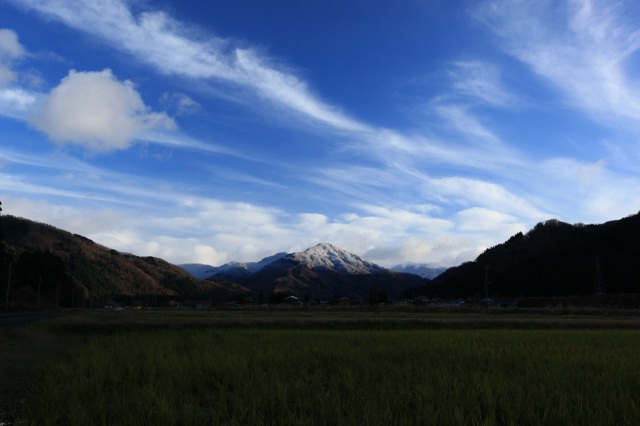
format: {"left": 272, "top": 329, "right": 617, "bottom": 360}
{"left": 252, "top": 252, "right": 288, "bottom": 271}
{"left": 208, "top": 252, "right": 288, "bottom": 280}
{"left": 178, "top": 263, "right": 217, "bottom": 279}
{"left": 182, "top": 245, "right": 441, "bottom": 281}
{"left": 391, "top": 263, "right": 447, "bottom": 279}
{"left": 286, "top": 243, "right": 385, "bottom": 275}
{"left": 180, "top": 253, "right": 288, "bottom": 280}
{"left": 179, "top": 244, "right": 439, "bottom": 300}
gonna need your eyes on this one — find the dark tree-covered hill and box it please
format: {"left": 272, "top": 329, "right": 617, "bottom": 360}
{"left": 417, "top": 213, "right": 640, "bottom": 298}
{"left": 0, "top": 215, "right": 248, "bottom": 309}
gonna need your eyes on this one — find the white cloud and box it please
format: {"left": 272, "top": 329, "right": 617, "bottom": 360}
{"left": 454, "top": 207, "right": 525, "bottom": 233}
{"left": 5, "top": 1, "right": 640, "bottom": 271}
{"left": 159, "top": 92, "right": 201, "bottom": 116}
{"left": 0, "top": 87, "right": 38, "bottom": 118}
{"left": 474, "top": 0, "right": 640, "bottom": 131}
{"left": 363, "top": 236, "right": 488, "bottom": 268}
{"left": 448, "top": 61, "right": 515, "bottom": 107}
{"left": 425, "top": 176, "right": 546, "bottom": 220}
{"left": 5, "top": 1, "right": 533, "bottom": 175}
{"left": 432, "top": 103, "right": 503, "bottom": 147}
{"left": 193, "top": 244, "right": 224, "bottom": 265}
{"left": 12, "top": 0, "right": 367, "bottom": 133}
{"left": 29, "top": 69, "right": 175, "bottom": 153}
{"left": 0, "top": 28, "right": 26, "bottom": 87}
{"left": 533, "top": 157, "right": 640, "bottom": 222}
{"left": 0, "top": 28, "right": 25, "bottom": 59}
{"left": 0, "top": 183, "right": 501, "bottom": 268}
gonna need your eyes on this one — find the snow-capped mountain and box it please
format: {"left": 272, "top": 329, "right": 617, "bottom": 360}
{"left": 180, "top": 252, "right": 287, "bottom": 280}
{"left": 178, "top": 263, "right": 217, "bottom": 280}
{"left": 181, "top": 243, "right": 430, "bottom": 299}
{"left": 284, "top": 243, "right": 385, "bottom": 275}
{"left": 240, "top": 243, "right": 427, "bottom": 299}
{"left": 207, "top": 252, "right": 287, "bottom": 280}
{"left": 391, "top": 263, "right": 447, "bottom": 279}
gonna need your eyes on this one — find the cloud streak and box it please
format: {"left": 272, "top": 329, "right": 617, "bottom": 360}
{"left": 11, "top": 0, "right": 367, "bottom": 133}
{"left": 3, "top": 0, "right": 640, "bottom": 271}
{"left": 448, "top": 61, "right": 516, "bottom": 108}
{"left": 474, "top": 0, "right": 640, "bottom": 131}
{"left": 0, "top": 28, "right": 25, "bottom": 87}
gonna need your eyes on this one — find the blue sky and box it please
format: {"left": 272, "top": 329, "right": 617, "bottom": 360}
{"left": 1, "top": 0, "right": 640, "bottom": 268}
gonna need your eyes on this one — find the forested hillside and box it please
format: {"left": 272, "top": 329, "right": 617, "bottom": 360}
{"left": 0, "top": 215, "right": 248, "bottom": 310}
{"left": 418, "top": 213, "right": 640, "bottom": 298}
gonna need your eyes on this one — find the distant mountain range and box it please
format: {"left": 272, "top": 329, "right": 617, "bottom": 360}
{"left": 181, "top": 243, "right": 430, "bottom": 300}
{"left": 181, "top": 245, "right": 447, "bottom": 282}
{"left": 390, "top": 263, "right": 448, "bottom": 279}
{"left": 180, "top": 252, "right": 288, "bottom": 280}
{"left": 3, "top": 210, "right": 640, "bottom": 309}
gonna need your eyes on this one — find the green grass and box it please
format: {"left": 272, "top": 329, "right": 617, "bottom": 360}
{"left": 20, "top": 326, "right": 640, "bottom": 425}
{"left": 2, "top": 309, "right": 640, "bottom": 425}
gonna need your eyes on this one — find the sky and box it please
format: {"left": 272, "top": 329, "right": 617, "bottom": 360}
{"left": 1, "top": 0, "right": 640, "bottom": 268}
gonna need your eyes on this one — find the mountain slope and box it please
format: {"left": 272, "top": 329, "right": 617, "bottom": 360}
{"left": 236, "top": 243, "right": 427, "bottom": 300}
{"left": 179, "top": 263, "right": 217, "bottom": 280}
{"left": 391, "top": 263, "right": 447, "bottom": 279}
{"left": 180, "top": 252, "right": 287, "bottom": 281}
{"left": 0, "top": 215, "right": 248, "bottom": 308}
{"left": 418, "top": 213, "right": 640, "bottom": 298}
{"left": 287, "top": 243, "right": 384, "bottom": 274}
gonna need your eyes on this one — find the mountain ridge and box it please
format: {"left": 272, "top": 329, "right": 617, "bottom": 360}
{"left": 390, "top": 263, "right": 447, "bottom": 279}
{"left": 5, "top": 210, "right": 640, "bottom": 308}
{"left": 180, "top": 252, "right": 288, "bottom": 280}
{"left": 182, "top": 242, "right": 428, "bottom": 300}
{"left": 270, "top": 243, "right": 386, "bottom": 275}
{"left": 181, "top": 243, "right": 439, "bottom": 280}
{"left": 0, "top": 215, "right": 248, "bottom": 308}
{"left": 416, "top": 213, "right": 640, "bottom": 299}
{"left": 232, "top": 243, "right": 427, "bottom": 300}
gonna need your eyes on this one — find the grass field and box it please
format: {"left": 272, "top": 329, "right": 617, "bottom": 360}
{"left": 2, "top": 309, "right": 640, "bottom": 425}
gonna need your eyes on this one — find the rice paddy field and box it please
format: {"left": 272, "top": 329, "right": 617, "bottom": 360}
{"left": 2, "top": 309, "right": 640, "bottom": 425}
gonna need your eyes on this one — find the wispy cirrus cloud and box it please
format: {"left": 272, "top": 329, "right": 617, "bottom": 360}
{"left": 474, "top": 0, "right": 640, "bottom": 131}
{"left": 0, "top": 28, "right": 38, "bottom": 118}
{"left": 9, "top": 0, "right": 367, "bottom": 133}
{"left": 448, "top": 61, "right": 516, "bottom": 108}
{"left": 3, "top": 2, "right": 526, "bottom": 174}
{"left": 0, "top": 60, "right": 234, "bottom": 156}
{"left": 0, "top": 149, "right": 524, "bottom": 267}
{"left": 0, "top": 28, "right": 25, "bottom": 86}
{"left": 4, "top": 0, "right": 640, "bottom": 271}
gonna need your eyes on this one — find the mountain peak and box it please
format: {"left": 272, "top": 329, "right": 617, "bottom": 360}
{"left": 305, "top": 243, "right": 346, "bottom": 255}
{"left": 290, "top": 243, "right": 384, "bottom": 274}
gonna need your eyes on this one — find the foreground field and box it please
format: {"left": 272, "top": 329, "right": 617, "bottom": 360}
{"left": 3, "top": 310, "right": 640, "bottom": 425}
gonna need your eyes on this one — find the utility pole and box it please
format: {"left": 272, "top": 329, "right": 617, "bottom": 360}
{"left": 37, "top": 276, "right": 42, "bottom": 310}
{"left": 593, "top": 255, "right": 605, "bottom": 294}
{"left": 484, "top": 266, "right": 490, "bottom": 314}
{"left": 5, "top": 262, "right": 11, "bottom": 312}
